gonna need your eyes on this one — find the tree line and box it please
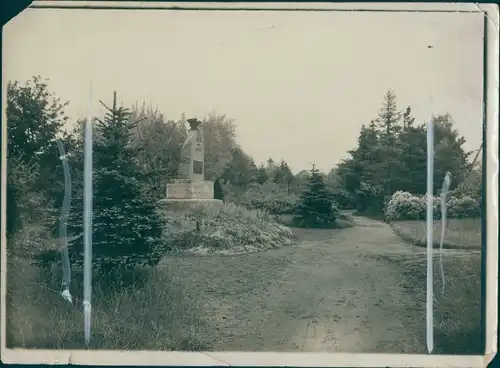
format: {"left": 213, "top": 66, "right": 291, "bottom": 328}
{"left": 336, "top": 89, "right": 474, "bottom": 214}
{"left": 7, "top": 77, "right": 476, "bottom": 239}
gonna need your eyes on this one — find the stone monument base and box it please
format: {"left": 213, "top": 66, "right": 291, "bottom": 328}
{"left": 157, "top": 198, "right": 223, "bottom": 215}
{"left": 166, "top": 180, "right": 214, "bottom": 200}
{"left": 160, "top": 179, "right": 222, "bottom": 215}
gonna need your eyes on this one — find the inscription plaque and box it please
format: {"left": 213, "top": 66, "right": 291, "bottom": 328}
{"left": 193, "top": 160, "right": 203, "bottom": 175}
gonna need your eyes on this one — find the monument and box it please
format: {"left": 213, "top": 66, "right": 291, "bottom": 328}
{"left": 159, "top": 118, "right": 223, "bottom": 212}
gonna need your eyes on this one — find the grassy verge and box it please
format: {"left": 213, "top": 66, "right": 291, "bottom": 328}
{"left": 378, "top": 251, "right": 482, "bottom": 354}
{"left": 6, "top": 227, "right": 212, "bottom": 350}
{"left": 431, "top": 253, "right": 482, "bottom": 354}
{"left": 384, "top": 217, "right": 482, "bottom": 354}
{"left": 162, "top": 202, "right": 297, "bottom": 255}
{"left": 389, "top": 218, "right": 482, "bottom": 250}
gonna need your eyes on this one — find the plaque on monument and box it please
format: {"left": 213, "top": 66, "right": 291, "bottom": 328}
{"left": 193, "top": 160, "right": 203, "bottom": 175}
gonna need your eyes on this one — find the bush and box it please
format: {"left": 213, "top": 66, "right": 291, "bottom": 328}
{"left": 162, "top": 203, "right": 296, "bottom": 254}
{"left": 385, "top": 191, "right": 422, "bottom": 221}
{"left": 451, "top": 165, "right": 482, "bottom": 202}
{"left": 7, "top": 225, "right": 55, "bottom": 259}
{"left": 448, "top": 196, "right": 481, "bottom": 219}
{"left": 7, "top": 180, "right": 22, "bottom": 238}
{"left": 239, "top": 182, "right": 299, "bottom": 214}
{"left": 8, "top": 154, "right": 55, "bottom": 226}
{"left": 385, "top": 191, "right": 439, "bottom": 221}
{"left": 219, "top": 181, "right": 246, "bottom": 203}
{"left": 293, "top": 165, "right": 339, "bottom": 228}
{"left": 385, "top": 190, "right": 480, "bottom": 221}
{"left": 355, "top": 181, "right": 385, "bottom": 214}
{"left": 422, "top": 193, "right": 443, "bottom": 219}
{"left": 330, "top": 189, "right": 354, "bottom": 209}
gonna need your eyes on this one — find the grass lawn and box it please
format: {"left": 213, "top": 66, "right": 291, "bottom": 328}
{"left": 390, "top": 218, "right": 482, "bottom": 249}
{"left": 6, "top": 256, "right": 213, "bottom": 350}
{"left": 381, "top": 251, "right": 482, "bottom": 354}
{"left": 431, "top": 252, "right": 482, "bottom": 354}
{"left": 5, "top": 222, "right": 215, "bottom": 350}
{"left": 387, "top": 217, "right": 482, "bottom": 354}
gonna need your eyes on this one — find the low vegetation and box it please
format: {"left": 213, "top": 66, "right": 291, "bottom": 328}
{"left": 390, "top": 218, "right": 482, "bottom": 250}
{"left": 161, "top": 202, "right": 297, "bottom": 255}
{"left": 379, "top": 250, "right": 482, "bottom": 354}
{"left": 7, "top": 224, "right": 55, "bottom": 259}
{"left": 384, "top": 190, "right": 481, "bottom": 222}
{"left": 385, "top": 188, "right": 482, "bottom": 250}
{"left": 387, "top": 216, "right": 482, "bottom": 354}
{"left": 238, "top": 181, "right": 299, "bottom": 215}
{"left": 6, "top": 253, "right": 211, "bottom": 350}
{"left": 432, "top": 252, "right": 482, "bottom": 354}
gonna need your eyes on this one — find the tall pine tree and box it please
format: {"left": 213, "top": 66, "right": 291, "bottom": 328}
{"left": 375, "top": 89, "right": 403, "bottom": 198}
{"left": 293, "top": 164, "right": 338, "bottom": 228}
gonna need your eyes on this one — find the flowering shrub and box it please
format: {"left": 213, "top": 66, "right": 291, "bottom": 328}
{"left": 385, "top": 191, "right": 424, "bottom": 221}
{"left": 385, "top": 191, "right": 480, "bottom": 221}
{"left": 422, "top": 193, "right": 443, "bottom": 218}
{"left": 448, "top": 196, "right": 481, "bottom": 219}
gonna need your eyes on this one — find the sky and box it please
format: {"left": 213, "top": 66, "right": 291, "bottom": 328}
{"left": 3, "top": 7, "right": 485, "bottom": 173}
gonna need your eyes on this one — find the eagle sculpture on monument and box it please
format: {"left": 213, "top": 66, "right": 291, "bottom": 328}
{"left": 187, "top": 118, "right": 203, "bottom": 131}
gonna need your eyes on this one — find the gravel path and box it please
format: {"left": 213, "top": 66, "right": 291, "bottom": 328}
{"left": 160, "top": 216, "right": 428, "bottom": 353}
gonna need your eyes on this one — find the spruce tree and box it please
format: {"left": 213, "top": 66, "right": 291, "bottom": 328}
{"left": 67, "top": 92, "right": 165, "bottom": 277}
{"left": 293, "top": 164, "right": 338, "bottom": 228}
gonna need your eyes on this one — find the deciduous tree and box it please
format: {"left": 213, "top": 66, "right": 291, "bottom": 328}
{"left": 7, "top": 76, "right": 71, "bottom": 211}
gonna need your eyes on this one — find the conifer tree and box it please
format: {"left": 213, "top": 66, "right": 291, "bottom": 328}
{"left": 376, "top": 89, "right": 401, "bottom": 137}
{"left": 256, "top": 164, "right": 268, "bottom": 184}
{"left": 293, "top": 164, "right": 338, "bottom": 228}
{"left": 37, "top": 92, "right": 166, "bottom": 278}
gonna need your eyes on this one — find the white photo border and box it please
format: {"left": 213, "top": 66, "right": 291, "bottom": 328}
{"left": 1, "top": 2, "right": 498, "bottom": 367}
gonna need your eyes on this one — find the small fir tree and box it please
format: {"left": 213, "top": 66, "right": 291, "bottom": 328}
{"left": 36, "top": 92, "right": 166, "bottom": 279}
{"left": 293, "top": 164, "right": 338, "bottom": 228}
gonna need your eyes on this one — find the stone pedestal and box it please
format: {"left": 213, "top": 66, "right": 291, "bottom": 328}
{"left": 161, "top": 179, "right": 222, "bottom": 212}
{"left": 158, "top": 198, "right": 223, "bottom": 215}
{"left": 160, "top": 180, "right": 222, "bottom": 214}
{"left": 166, "top": 179, "right": 214, "bottom": 199}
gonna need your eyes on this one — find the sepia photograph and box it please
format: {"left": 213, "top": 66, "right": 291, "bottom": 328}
{"left": 1, "top": 1, "right": 498, "bottom": 367}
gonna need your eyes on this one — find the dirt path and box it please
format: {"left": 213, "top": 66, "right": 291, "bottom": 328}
{"left": 160, "top": 216, "right": 429, "bottom": 353}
